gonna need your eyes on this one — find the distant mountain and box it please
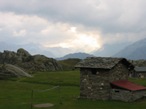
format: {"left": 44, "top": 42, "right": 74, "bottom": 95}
{"left": 0, "top": 42, "right": 90, "bottom": 58}
{"left": 56, "top": 52, "right": 95, "bottom": 60}
{"left": 0, "top": 42, "right": 55, "bottom": 58}
{"left": 114, "top": 38, "right": 146, "bottom": 60}
{"left": 92, "top": 43, "right": 129, "bottom": 57}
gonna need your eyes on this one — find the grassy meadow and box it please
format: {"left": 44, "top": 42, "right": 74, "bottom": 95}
{"left": 0, "top": 70, "right": 146, "bottom": 109}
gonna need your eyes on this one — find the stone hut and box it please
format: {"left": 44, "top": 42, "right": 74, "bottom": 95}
{"left": 75, "top": 57, "right": 135, "bottom": 100}
{"left": 134, "top": 67, "right": 146, "bottom": 78}
{"left": 110, "top": 80, "right": 146, "bottom": 102}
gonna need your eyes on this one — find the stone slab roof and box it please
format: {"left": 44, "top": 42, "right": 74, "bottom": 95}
{"left": 135, "top": 67, "right": 146, "bottom": 72}
{"left": 75, "top": 57, "right": 134, "bottom": 69}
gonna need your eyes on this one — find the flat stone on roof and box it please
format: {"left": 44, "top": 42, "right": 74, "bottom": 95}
{"left": 75, "top": 57, "right": 133, "bottom": 69}
{"left": 33, "top": 103, "right": 54, "bottom": 108}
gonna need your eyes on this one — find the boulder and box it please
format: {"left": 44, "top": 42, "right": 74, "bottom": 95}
{"left": 0, "top": 64, "right": 32, "bottom": 79}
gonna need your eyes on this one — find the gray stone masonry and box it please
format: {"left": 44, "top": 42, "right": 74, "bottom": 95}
{"left": 111, "top": 89, "right": 146, "bottom": 102}
{"left": 80, "top": 63, "right": 130, "bottom": 100}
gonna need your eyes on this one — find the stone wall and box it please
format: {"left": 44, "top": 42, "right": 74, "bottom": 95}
{"left": 80, "top": 68, "right": 110, "bottom": 100}
{"left": 111, "top": 89, "right": 146, "bottom": 102}
{"left": 80, "top": 62, "right": 130, "bottom": 100}
{"left": 109, "top": 63, "right": 129, "bottom": 81}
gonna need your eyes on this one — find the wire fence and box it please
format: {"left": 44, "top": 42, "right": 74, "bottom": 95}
{"left": 0, "top": 85, "right": 79, "bottom": 109}
{"left": 30, "top": 86, "right": 62, "bottom": 109}
{"left": 0, "top": 86, "right": 62, "bottom": 109}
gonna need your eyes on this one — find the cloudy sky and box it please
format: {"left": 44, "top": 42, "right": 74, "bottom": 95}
{"left": 0, "top": 0, "right": 146, "bottom": 57}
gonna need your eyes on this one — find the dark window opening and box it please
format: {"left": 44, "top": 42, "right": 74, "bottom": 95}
{"left": 91, "top": 69, "right": 97, "bottom": 75}
{"left": 115, "top": 90, "right": 120, "bottom": 93}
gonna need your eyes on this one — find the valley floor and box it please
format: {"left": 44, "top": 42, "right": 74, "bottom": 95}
{"left": 0, "top": 70, "right": 146, "bottom": 109}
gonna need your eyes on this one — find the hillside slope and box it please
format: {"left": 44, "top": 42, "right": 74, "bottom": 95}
{"left": 114, "top": 38, "right": 146, "bottom": 60}
{"left": 58, "top": 58, "right": 81, "bottom": 70}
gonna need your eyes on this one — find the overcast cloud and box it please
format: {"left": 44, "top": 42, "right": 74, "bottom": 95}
{"left": 0, "top": 0, "right": 146, "bottom": 57}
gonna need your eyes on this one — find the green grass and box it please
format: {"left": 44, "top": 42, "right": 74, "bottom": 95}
{"left": 129, "top": 78, "right": 146, "bottom": 86}
{"left": 21, "top": 70, "right": 80, "bottom": 86}
{"left": 0, "top": 80, "right": 50, "bottom": 109}
{"left": 1, "top": 70, "right": 146, "bottom": 109}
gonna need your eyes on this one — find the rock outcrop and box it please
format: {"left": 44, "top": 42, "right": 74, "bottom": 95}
{"left": 0, "top": 48, "right": 62, "bottom": 72}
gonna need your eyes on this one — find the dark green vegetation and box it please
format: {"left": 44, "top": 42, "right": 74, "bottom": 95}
{"left": 58, "top": 58, "right": 81, "bottom": 70}
{"left": 1, "top": 70, "right": 146, "bottom": 109}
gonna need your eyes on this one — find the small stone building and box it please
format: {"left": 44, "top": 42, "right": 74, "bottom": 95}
{"left": 134, "top": 67, "right": 146, "bottom": 78}
{"left": 75, "top": 57, "right": 135, "bottom": 100}
{"left": 110, "top": 80, "right": 146, "bottom": 102}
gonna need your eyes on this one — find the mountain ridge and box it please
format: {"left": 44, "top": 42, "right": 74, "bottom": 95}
{"left": 114, "top": 38, "right": 146, "bottom": 60}
{"left": 56, "top": 52, "right": 95, "bottom": 60}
